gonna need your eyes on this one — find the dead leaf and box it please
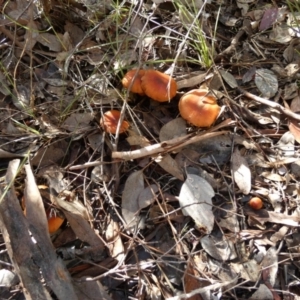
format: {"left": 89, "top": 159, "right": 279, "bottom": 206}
{"left": 42, "top": 78, "right": 69, "bottom": 87}
{"left": 105, "top": 217, "right": 124, "bottom": 262}
{"left": 127, "top": 131, "right": 151, "bottom": 147}
{"left": 290, "top": 94, "right": 300, "bottom": 112}
{"left": 255, "top": 69, "right": 278, "bottom": 98}
{"left": 219, "top": 70, "right": 238, "bottom": 88}
{"left": 24, "top": 164, "right": 49, "bottom": 234}
{"left": 155, "top": 154, "right": 185, "bottom": 181}
{"left": 261, "top": 171, "right": 286, "bottom": 182}
{"left": 231, "top": 260, "right": 261, "bottom": 282}
{"left": 283, "top": 44, "right": 295, "bottom": 63}
{"left": 242, "top": 67, "right": 256, "bottom": 83}
{"left": 55, "top": 198, "right": 105, "bottom": 261}
{"left": 183, "top": 261, "right": 203, "bottom": 300}
{"left": 39, "top": 165, "right": 68, "bottom": 194}
{"left": 159, "top": 118, "right": 187, "bottom": 142}
{"left": 122, "top": 170, "right": 144, "bottom": 231}
{"left": 232, "top": 148, "right": 251, "bottom": 194}
{"left": 176, "top": 71, "right": 207, "bottom": 90}
{"left": 191, "top": 133, "right": 232, "bottom": 165}
{"left": 12, "top": 84, "right": 31, "bottom": 112}
{"left": 31, "top": 140, "right": 67, "bottom": 167}
{"left": 24, "top": 19, "right": 39, "bottom": 51}
{"left": 201, "top": 235, "right": 237, "bottom": 261}
{"left": 259, "top": 8, "right": 278, "bottom": 31}
{"left": 245, "top": 208, "right": 300, "bottom": 227}
{"left": 261, "top": 247, "right": 278, "bottom": 287}
{"left": 149, "top": 204, "right": 184, "bottom": 223}
{"left": 287, "top": 12, "right": 300, "bottom": 38}
{"left": 113, "top": 49, "right": 137, "bottom": 70}
{"left": 289, "top": 120, "right": 300, "bottom": 143}
{"left": 37, "top": 33, "right": 64, "bottom": 52}
{"left": 64, "top": 21, "right": 85, "bottom": 47}
{"left": 138, "top": 184, "right": 159, "bottom": 209}
{"left": 178, "top": 174, "right": 215, "bottom": 233}
{"left": 207, "top": 258, "right": 238, "bottom": 288}
{"left": 129, "top": 17, "right": 145, "bottom": 38}
{"left": 249, "top": 284, "right": 273, "bottom": 300}
{"left": 87, "top": 132, "right": 104, "bottom": 152}
{"left": 269, "top": 24, "right": 292, "bottom": 43}
{"left": 62, "top": 113, "right": 94, "bottom": 132}
{"left": 276, "top": 131, "right": 295, "bottom": 157}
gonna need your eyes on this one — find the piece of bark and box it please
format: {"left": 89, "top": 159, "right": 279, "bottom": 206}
{"left": 0, "top": 160, "right": 78, "bottom": 300}
{"left": 24, "top": 164, "right": 78, "bottom": 299}
{"left": 0, "top": 160, "right": 52, "bottom": 300}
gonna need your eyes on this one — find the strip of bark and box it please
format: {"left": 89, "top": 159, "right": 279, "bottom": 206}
{"left": 0, "top": 160, "right": 78, "bottom": 300}
{"left": 0, "top": 160, "right": 52, "bottom": 300}
{"left": 24, "top": 164, "right": 78, "bottom": 299}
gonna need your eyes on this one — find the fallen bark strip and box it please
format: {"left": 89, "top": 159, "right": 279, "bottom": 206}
{"left": 112, "top": 119, "right": 235, "bottom": 161}
{"left": 0, "top": 160, "right": 52, "bottom": 300}
{"left": 0, "top": 160, "right": 78, "bottom": 300}
{"left": 24, "top": 164, "right": 78, "bottom": 300}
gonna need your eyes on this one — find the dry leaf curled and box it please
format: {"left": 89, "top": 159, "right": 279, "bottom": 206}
{"left": 178, "top": 174, "right": 215, "bottom": 233}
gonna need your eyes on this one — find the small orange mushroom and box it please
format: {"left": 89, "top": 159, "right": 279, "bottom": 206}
{"left": 141, "top": 70, "right": 177, "bottom": 102}
{"left": 248, "top": 197, "right": 263, "bottom": 210}
{"left": 178, "top": 89, "right": 221, "bottom": 127}
{"left": 122, "top": 69, "right": 146, "bottom": 95}
{"left": 48, "top": 215, "right": 65, "bottom": 234}
{"left": 100, "top": 110, "right": 129, "bottom": 134}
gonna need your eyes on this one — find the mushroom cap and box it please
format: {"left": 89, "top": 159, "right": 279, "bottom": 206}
{"left": 141, "top": 70, "right": 177, "bottom": 102}
{"left": 48, "top": 215, "right": 64, "bottom": 233}
{"left": 248, "top": 197, "right": 263, "bottom": 210}
{"left": 122, "top": 69, "right": 146, "bottom": 95}
{"left": 100, "top": 110, "right": 129, "bottom": 134}
{"left": 178, "top": 89, "right": 220, "bottom": 127}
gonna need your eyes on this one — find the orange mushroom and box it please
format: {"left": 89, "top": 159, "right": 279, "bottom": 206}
{"left": 141, "top": 70, "right": 177, "bottom": 102}
{"left": 122, "top": 69, "right": 146, "bottom": 95}
{"left": 248, "top": 197, "right": 263, "bottom": 210}
{"left": 100, "top": 110, "right": 129, "bottom": 134}
{"left": 48, "top": 215, "right": 65, "bottom": 234}
{"left": 178, "top": 89, "right": 221, "bottom": 127}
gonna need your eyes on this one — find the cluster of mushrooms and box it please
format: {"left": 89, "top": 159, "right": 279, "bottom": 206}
{"left": 100, "top": 69, "right": 221, "bottom": 134}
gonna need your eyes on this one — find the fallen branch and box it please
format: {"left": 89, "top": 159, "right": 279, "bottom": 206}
{"left": 112, "top": 119, "right": 235, "bottom": 161}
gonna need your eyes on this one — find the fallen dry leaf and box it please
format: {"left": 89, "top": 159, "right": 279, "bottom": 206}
{"left": 201, "top": 234, "right": 237, "bottom": 261}
{"left": 232, "top": 148, "right": 251, "bottom": 195}
{"left": 255, "top": 69, "right": 278, "bottom": 98}
{"left": 138, "top": 184, "right": 159, "bottom": 209}
{"left": 155, "top": 154, "right": 185, "bottom": 181}
{"left": 105, "top": 217, "right": 124, "bottom": 262}
{"left": 178, "top": 174, "right": 215, "bottom": 233}
{"left": 122, "top": 170, "right": 145, "bottom": 232}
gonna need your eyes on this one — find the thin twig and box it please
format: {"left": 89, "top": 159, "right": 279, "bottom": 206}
{"left": 237, "top": 87, "right": 300, "bottom": 122}
{"left": 112, "top": 119, "right": 235, "bottom": 161}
